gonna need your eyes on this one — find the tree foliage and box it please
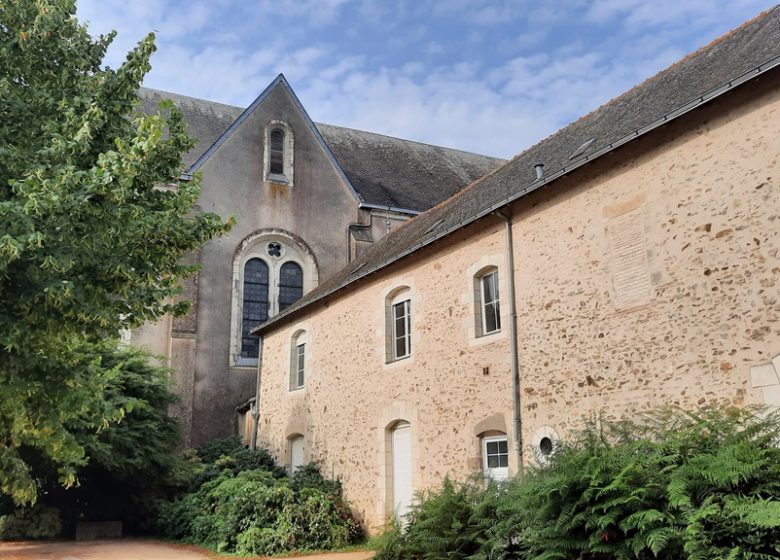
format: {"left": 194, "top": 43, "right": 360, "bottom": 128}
{"left": 0, "top": 0, "right": 231, "bottom": 504}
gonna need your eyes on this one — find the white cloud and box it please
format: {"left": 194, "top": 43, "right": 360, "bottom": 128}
{"left": 75, "top": 0, "right": 777, "bottom": 159}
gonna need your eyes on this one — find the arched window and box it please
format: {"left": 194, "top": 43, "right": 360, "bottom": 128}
{"left": 232, "top": 232, "right": 318, "bottom": 367}
{"left": 241, "top": 258, "right": 269, "bottom": 359}
{"left": 279, "top": 262, "right": 303, "bottom": 312}
{"left": 265, "top": 122, "right": 294, "bottom": 185}
{"left": 269, "top": 128, "right": 285, "bottom": 175}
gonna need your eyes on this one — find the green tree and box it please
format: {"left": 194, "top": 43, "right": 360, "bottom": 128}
{"left": 0, "top": 0, "right": 231, "bottom": 504}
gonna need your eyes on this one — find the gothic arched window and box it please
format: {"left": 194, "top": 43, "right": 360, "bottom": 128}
{"left": 269, "top": 128, "right": 285, "bottom": 175}
{"left": 278, "top": 261, "right": 304, "bottom": 312}
{"left": 241, "top": 258, "right": 269, "bottom": 359}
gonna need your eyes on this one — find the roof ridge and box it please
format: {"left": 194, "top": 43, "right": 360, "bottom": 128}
{"left": 139, "top": 86, "right": 243, "bottom": 112}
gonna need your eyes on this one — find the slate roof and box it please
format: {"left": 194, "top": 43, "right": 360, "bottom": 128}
{"left": 139, "top": 88, "right": 243, "bottom": 168}
{"left": 254, "top": 5, "right": 780, "bottom": 335}
{"left": 316, "top": 124, "right": 503, "bottom": 212}
{"left": 139, "top": 87, "right": 502, "bottom": 213}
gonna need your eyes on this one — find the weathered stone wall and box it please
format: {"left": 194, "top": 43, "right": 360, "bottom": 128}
{"left": 257, "top": 74, "right": 780, "bottom": 531}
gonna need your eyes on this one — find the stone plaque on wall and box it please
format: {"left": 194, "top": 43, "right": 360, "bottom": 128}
{"left": 607, "top": 207, "right": 651, "bottom": 309}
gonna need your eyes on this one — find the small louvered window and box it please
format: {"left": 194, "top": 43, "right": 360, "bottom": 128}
{"left": 269, "top": 129, "right": 285, "bottom": 175}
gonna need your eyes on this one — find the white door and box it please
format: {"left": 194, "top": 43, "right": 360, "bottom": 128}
{"left": 290, "top": 436, "right": 304, "bottom": 472}
{"left": 391, "top": 422, "right": 413, "bottom": 522}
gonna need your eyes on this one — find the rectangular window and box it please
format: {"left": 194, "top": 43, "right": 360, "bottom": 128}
{"left": 483, "top": 436, "right": 509, "bottom": 482}
{"left": 294, "top": 343, "right": 305, "bottom": 389}
{"left": 481, "top": 271, "right": 501, "bottom": 335}
{"left": 392, "top": 299, "right": 411, "bottom": 360}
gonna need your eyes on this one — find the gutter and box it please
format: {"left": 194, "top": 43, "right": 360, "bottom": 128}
{"left": 494, "top": 210, "right": 523, "bottom": 476}
{"left": 253, "top": 54, "right": 780, "bottom": 337}
{"left": 358, "top": 202, "right": 422, "bottom": 216}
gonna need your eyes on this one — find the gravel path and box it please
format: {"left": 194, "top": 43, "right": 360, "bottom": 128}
{"left": 0, "top": 539, "right": 375, "bottom": 560}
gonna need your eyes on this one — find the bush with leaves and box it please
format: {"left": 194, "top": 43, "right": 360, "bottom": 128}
{"left": 0, "top": 504, "right": 62, "bottom": 540}
{"left": 495, "top": 407, "right": 780, "bottom": 559}
{"left": 157, "top": 447, "right": 362, "bottom": 555}
{"left": 375, "top": 406, "right": 780, "bottom": 560}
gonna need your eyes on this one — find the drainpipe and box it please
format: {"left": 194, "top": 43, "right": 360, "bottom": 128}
{"left": 250, "top": 335, "right": 264, "bottom": 451}
{"left": 494, "top": 210, "right": 523, "bottom": 477}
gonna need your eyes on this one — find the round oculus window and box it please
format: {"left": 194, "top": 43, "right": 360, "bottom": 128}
{"left": 539, "top": 436, "right": 554, "bottom": 456}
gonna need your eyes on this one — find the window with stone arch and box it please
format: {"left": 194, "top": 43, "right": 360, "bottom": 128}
{"left": 265, "top": 120, "right": 294, "bottom": 185}
{"left": 232, "top": 231, "right": 317, "bottom": 367}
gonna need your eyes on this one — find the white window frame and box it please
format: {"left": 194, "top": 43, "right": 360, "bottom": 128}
{"left": 477, "top": 268, "right": 501, "bottom": 337}
{"left": 482, "top": 435, "right": 509, "bottom": 482}
{"left": 392, "top": 298, "right": 411, "bottom": 361}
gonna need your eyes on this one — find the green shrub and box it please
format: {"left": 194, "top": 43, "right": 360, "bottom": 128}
{"left": 372, "top": 521, "right": 407, "bottom": 560}
{"left": 291, "top": 462, "right": 343, "bottom": 496}
{"left": 404, "top": 477, "right": 492, "bottom": 560}
{"left": 497, "top": 407, "right": 780, "bottom": 559}
{"left": 374, "top": 406, "right": 780, "bottom": 560}
{"left": 157, "top": 460, "right": 362, "bottom": 555}
{"left": 0, "top": 505, "right": 62, "bottom": 540}
{"left": 195, "top": 436, "right": 244, "bottom": 464}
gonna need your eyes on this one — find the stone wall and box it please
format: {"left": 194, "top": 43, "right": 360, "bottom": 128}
{"left": 257, "top": 74, "right": 780, "bottom": 531}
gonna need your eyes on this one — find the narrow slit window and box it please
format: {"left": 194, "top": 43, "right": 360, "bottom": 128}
{"left": 294, "top": 343, "right": 305, "bottom": 389}
{"left": 269, "top": 129, "right": 285, "bottom": 175}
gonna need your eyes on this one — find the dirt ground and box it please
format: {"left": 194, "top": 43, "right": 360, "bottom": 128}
{"left": 0, "top": 540, "right": 375, "bottom": 560}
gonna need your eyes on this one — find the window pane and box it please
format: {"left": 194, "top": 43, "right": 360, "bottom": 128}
{"left": 484, "top": 302, "right": 499, "bottom": 333}
{"left": 482, "top": 273, "right": 496, "bottom": 303}
{"left": 487, "top": 455, "right": 499, "bottom": 468}
{"left": 241, "top": 258, "right": 269, "bottom": 358}
{"left": 498, "top": 454, "right": 509, "bottom": 468}
{"left": 392, "top": 300, "right": 410, "bottom": 358}
{"left": 270, "top": 129, "right": 284, "bottom": 174}
{"left": 498, "top": 440, "right": 508, "bottom": 454}
{"left": 486, "top": 441, "right": 499, "bottom": 455}
{"left": 279, "top": 262, "right": 303, "bottom": 311}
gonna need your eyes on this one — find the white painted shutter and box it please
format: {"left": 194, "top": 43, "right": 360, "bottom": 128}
{"left": 392, "top": 423, "right": 413, "bottom": 522}
{"left": 290, "top": 436, "right": 305, "bottom": 472}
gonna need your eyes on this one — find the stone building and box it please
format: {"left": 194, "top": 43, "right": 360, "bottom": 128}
{"left": 250, "top": 8, "right": 780, "bottom": 532}
{"left": 131, "top": 76, "right": 502, "bottom": 446}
